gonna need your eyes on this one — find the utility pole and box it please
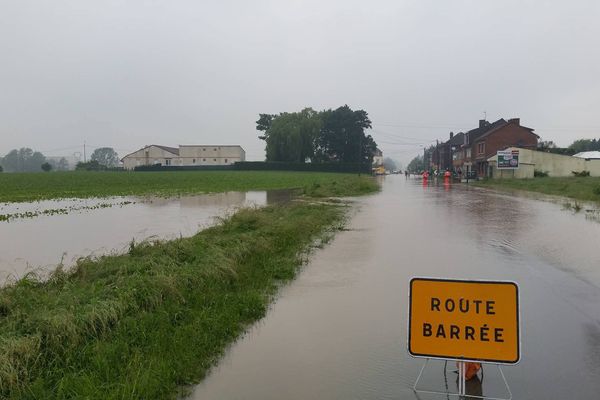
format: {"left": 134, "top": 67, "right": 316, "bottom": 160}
{"left": 83, "top": 141, "right": 87, "bottom": 162}
{"left": 358, "top": 132, "right": 362, "bottom": 176}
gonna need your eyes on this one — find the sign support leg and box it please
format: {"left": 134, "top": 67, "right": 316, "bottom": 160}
{"left": 458, "top": 361, "right": 466, "bottom": 397}
{"left": 412, "top": 358, "right": 429, "bottom": 392}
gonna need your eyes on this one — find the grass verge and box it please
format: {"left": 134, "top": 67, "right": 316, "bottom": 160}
{"left": 0, "top": 171, "right": 378, "bottom": 202}
{"left": 475, "top": 177, "right": 600, "bottom": 204}
{"left": 0, "top": 201, "right": 349, "bottom": 399}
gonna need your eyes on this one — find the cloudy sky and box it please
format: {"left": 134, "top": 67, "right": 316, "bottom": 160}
{"left": 1, "top": 0, "right": 599, "bottom": 165}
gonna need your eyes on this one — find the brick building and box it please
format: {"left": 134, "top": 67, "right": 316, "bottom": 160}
{"left": 443, "top": 118, "right": 538, "bottom": 177}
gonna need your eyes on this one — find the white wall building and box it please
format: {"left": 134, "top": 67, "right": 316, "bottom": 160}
{"left": 121, "top": 145, "right": 246, "bottom": 170}
{"left": 372, "top": 148, "right": 383, "bottom": 166}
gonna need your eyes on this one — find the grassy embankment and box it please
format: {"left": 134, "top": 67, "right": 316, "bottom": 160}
{"left": 476, "top": 177, "right": 600, "bottom": 204}
{"left": 0, "top": 175, "right": 378, "bottom": 399}
{"left": 0, "top": 170, "right": 376, "bottom": 202}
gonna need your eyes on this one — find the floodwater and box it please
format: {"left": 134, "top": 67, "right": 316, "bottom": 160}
{"left": 0, "top": 191, "right": 292, "bottom": 284}
{"left": 188, "top": 176, "right": 600, "bottom": 400}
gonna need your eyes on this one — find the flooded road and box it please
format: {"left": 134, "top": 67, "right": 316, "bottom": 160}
{"left": 189, "top": 176, "right": 600, "bottom": 399}
{"left": 0, "top": 191, "right": 290, "bottom": 284}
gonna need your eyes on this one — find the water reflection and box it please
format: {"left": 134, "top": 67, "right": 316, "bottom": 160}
{"left": 0, "top": 190, "right": 288, "bottom": 284}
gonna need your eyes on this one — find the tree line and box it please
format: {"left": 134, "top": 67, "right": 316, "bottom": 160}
{"left": 256, "top": 105, "right": 378, "bottom": 165}
{"left": 539, "top": 138, "right": 600, "bottom": 154}
{"left": 0, "top": 147, "right": 119, "bottom": 172}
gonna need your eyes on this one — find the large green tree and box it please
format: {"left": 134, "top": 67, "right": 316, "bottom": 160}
{"left": 257, "top": 105, "right": 378, "bottom": 165}
{"left": 258, "top": 108, "right": 322, "bottom": 162}
{"left": 1, "top": 148, "right": 46, "bottom": 172}
{"left": 314, "top": 105, "right": 375, "bottom": 164}
{"left": 90, "top": 147, "right": 119, "bottom": 167}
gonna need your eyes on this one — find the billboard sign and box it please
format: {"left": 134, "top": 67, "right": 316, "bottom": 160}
{"left": 497, "top": 150, "right": 519, "bottom": 169}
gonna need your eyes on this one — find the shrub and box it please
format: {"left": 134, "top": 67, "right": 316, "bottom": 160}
{"left": 571, "top": 170, "right": 590, "bottom": 177}
{"left": 534, "top": 170, "right": 549, "bottom": 177}
{"left": 593, "top": 186, "right": 600, "bottom": 196}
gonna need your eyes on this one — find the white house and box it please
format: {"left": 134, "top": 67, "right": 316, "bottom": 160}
{"left": 372, "top": 148, "right": 383, "bottom": 166}
{"left": 121, "top": 145, "right": 246, "bottom": 170}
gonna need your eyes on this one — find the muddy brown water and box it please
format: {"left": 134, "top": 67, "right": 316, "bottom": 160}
{"left": 0, "top": 191, "right": 292, "bottom": 284}
{"left": 188, "top": 176, "right": 600, "bottom": 400}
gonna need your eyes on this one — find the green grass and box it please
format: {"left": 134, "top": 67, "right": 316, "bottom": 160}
{"left": 0, "top": 171, "right": 378, "bottom": 202}
{"left": 476, "top": 177, "right": 600, "bottom": 203}
{"left": 0, "top": 201, "right": 349, "bottom": 399}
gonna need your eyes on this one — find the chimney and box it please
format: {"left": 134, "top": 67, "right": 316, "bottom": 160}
{"left": 479, "top": 119, "right": 487, "bottom": 128}
{"left": 449, "top": 131, "right": 454, "bottom": 139}
{"left": 508, "top": 118, "right": 520, "bottom": 125}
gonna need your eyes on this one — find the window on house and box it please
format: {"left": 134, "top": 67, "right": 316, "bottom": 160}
{"left": 466, "top": 149, "right": 471, "bottom": 158}
{"left": 165, "top": 159, "right": 171, "bottom": 166}
{"left": 213, "top": 158, "right": 217, "bottom": 162}
{"left": 202, "top": 158, "right": 206, "bottom": 162}
{"left": 203, "top": 148, "right": 206, "bottom": 151}
{"left": 193, "top": 158, "right": 196, "bottom": 164}
{"left": 225, "top": 159, "right": 228, "bottom": 163}
{"left": 478, "top": 143, "right": 485, "bottom": 154}
{"left": 213, "top": 148, "right": 217, "bottom": 151}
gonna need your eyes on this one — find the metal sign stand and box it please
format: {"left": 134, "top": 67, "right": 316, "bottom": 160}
{"left": 413, "top": 358, "right": 512, "bottom": 400}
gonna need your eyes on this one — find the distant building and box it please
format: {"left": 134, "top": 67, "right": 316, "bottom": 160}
{"left": 430, "top": 118, "right": 538, "bottom": 177}
{"left": 573, "top": 151, "right": 600, "bottom": 160}
{"left": 372, "top": 148, "right": 383, "bottom": 166}
{"left": 121, "top": 145, "right": 246, "bottom": 170}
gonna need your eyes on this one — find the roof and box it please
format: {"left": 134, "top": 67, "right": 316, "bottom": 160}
{"left": 475, "top": 119, "right": 539, "bottom": 141}
{"left": 469, "top": 119, "right": 507, "bottom": 141}
{"left": 447, "top": 132, "right": 465, "bottom": 146}
{"left": 154, "top": 145, "right": 180, "bottom": 155}
{"left": 573, "top": 151, "right": 600, "bottom": 159}
{"left": 120, "top": 144, "right": 180, "bottom": 161}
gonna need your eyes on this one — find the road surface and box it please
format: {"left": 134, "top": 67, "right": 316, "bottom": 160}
{"left": 189, "top": 176, "right": 600, "bottom": 399}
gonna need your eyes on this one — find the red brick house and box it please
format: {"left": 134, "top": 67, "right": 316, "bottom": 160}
{"left": 471, "top": 118, "right": 538, "bottom": 176}
{"left": 450, "top": 118, "right": 538, "bottom": 177}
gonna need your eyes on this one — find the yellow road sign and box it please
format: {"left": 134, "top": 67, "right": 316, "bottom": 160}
{"left": 408, "top": 277, "right": 520, "bottom": 364}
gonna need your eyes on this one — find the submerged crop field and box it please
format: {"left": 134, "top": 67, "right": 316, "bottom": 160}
{"left": 0, "top": 201, "right": 349, "bottom": 399}
{"left": 0, "top": 171, "right": 378, "bottom": 202}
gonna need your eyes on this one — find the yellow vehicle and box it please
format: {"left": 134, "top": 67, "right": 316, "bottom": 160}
{"left": 373, "top": 166, "right": 386, "bottom": 175}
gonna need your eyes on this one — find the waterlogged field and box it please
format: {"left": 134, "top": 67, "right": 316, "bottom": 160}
{"left": 0, "top": 202, "right": 347, "bottom": 399}
{"left": 0, "top": 171, "right": 378, "bottom": 202}
{"left": 0, "top": 174, "right": 378, "bottom": 399}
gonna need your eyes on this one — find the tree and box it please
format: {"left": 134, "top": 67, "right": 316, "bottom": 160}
{"left": 76, "top": 160, "right": 102, "bottom": 171}
{"left": 256, "top": 114, "right": 275, "bottom": 139}
{"left": 537, "top": 140, "right": 556, "bottom": 151}
{"left": 407, "top": 154, "right": 426, "bottom": 173}
{"left": 314, "top": 105, "right": 375, "bottom": 164}
{"left": 41, "top": 162, "right": 53, "bottom": 172}
{"left": 90, "top": 147, "right": 119, "bottom": 167}
{"left": 1, "top": 148, "right": 46, "bottom": 172}
{"left": 383, "top": 157, "right": 397, "bottom": 171}
{"left": 258, "top": 109, "right": 322, "bottom": 162}
{"left": 567, "top": 138, "right": 600, "bottom": 153}
{"left": 57, "top": 157, "right": 69, "bottom": 171}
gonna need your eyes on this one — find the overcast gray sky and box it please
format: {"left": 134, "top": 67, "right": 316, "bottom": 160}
{"left": 1, "top": 0, "right": 599, "bottom": 165}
